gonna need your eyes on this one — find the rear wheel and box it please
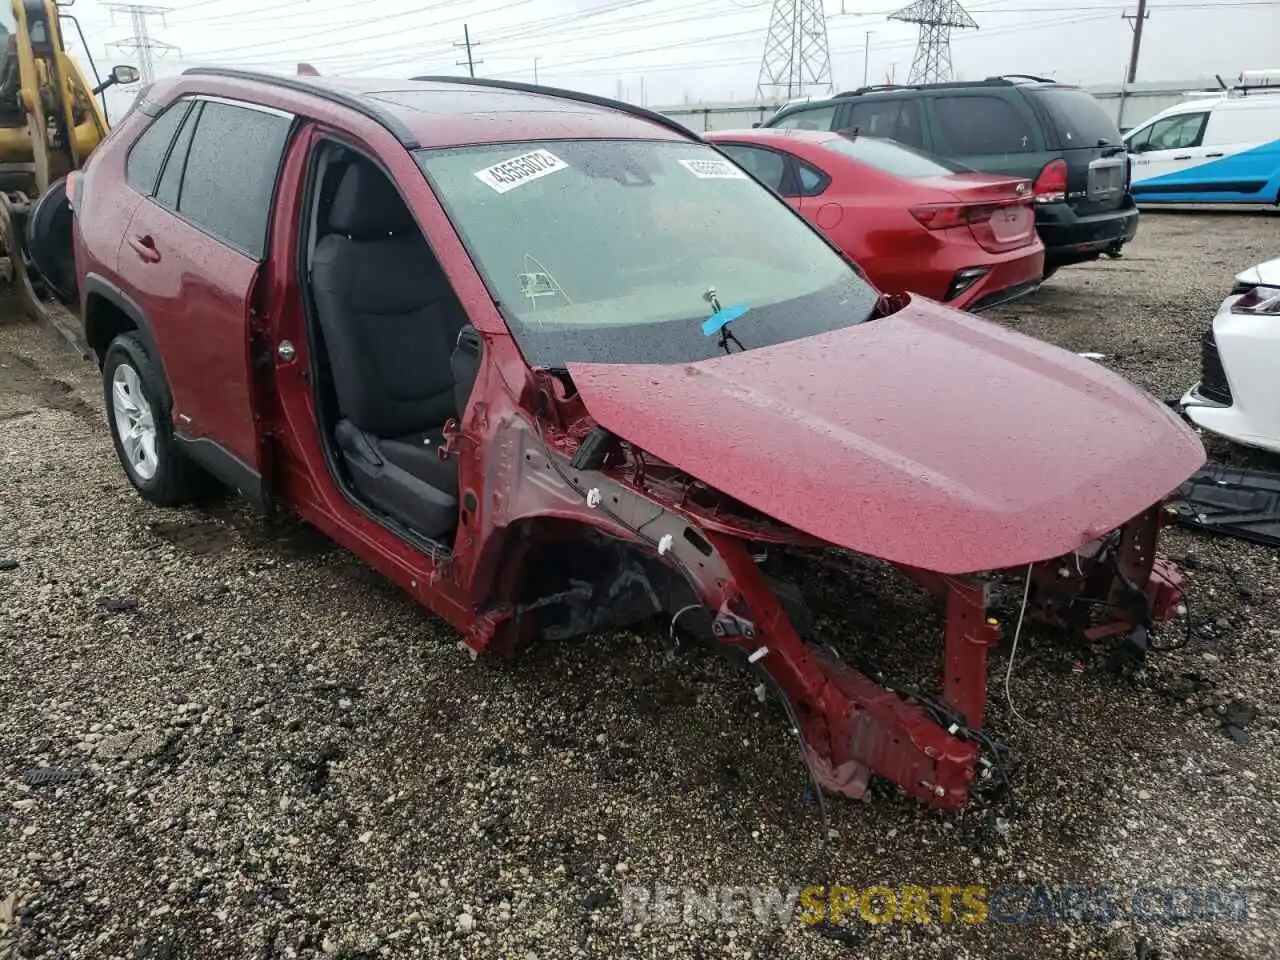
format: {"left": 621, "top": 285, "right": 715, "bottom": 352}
{"left": 102, "top": 333, "right": 204, "bottom": 506}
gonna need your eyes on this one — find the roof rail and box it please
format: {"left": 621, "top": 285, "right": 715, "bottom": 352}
{"left": 408, "top": 75, "right": 701, "bottom": 141}
{"left": 835, "top": 83, "right": 907, "bottom": 97}
{"left": 182, "top": 67, "right": 421, "bottom": 148}
{"left": 988, "top": 73, "right": 1057, "bottom": 84}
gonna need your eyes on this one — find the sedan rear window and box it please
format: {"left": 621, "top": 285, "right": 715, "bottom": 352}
{"left": 1029, "top": 87, "right": 1123, "bottom": 148}
{"left": 417, "top": 139, "right": 879, "bottom": 368}
{"left": 823, "top": 135, "right": 969, "bottom": 179}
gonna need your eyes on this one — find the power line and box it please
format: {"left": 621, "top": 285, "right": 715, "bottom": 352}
{"left": 1123, "top": 0, "right": 1149, "bottom": 83}
{"left": 106, "top": 4, "right": 179, "bottom": 84}
{"left": 756, "top": 0, "right": 834, "bottom": 100}
{"left": 455, "top": 24, "right": 481, "bottom": 77}
{"left": 890, "top": 0, "right": 978, "bottom": 84}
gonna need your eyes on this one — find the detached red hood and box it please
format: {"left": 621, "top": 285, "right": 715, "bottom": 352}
{"left": 568, "top": 298, "right": 1205, "bottom": 574}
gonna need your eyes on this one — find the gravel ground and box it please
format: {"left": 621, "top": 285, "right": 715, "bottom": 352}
{"left": 2, "top": 209, "right": 1280, "bottom": 960}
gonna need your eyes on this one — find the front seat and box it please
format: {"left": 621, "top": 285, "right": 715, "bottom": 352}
{"left": 311, "top": 159, "right": 466, "bottom": 538}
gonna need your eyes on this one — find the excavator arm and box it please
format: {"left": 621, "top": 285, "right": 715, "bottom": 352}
{"left": 0, "top": 0, "right": 136, "bottom": 355}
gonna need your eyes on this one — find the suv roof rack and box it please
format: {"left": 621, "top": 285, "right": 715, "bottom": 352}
{"left": 986, "top": 73, "right": 1059, "bottom": 84}
{"left": 832, "top": 75, "right": 1060, "bottom": 99}
{"left": 409, "top": 75, "right": 700, "bottom": 141}
{"left": 182, "top": 67, "right": 422, "bottom": 148}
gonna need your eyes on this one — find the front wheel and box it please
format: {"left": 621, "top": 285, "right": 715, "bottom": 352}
{"left": 102, "top": 333, "right": 204, "bottom": 506}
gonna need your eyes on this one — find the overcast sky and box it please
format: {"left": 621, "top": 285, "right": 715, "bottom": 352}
{"left": 60, "top": 0, "right": 1280, "bottom": 113}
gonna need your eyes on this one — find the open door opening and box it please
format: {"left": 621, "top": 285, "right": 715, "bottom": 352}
{"left": 298, "top": 141, "right": 479, "bottom": 550}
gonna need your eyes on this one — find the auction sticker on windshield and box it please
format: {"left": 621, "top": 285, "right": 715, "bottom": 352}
{"left": 474, "top": 149, "right": 569, "bottom": 194}
{"left": 678, "top": 158, "right": 749, "bottom": 180}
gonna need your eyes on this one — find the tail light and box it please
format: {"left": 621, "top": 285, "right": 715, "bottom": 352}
{"left": 910, "top": 203, "right": 998, "bottom": 230}
{"left": 1032, "top": 159, "right": 1068, "bottom": 204}
{"left": 909, "top": 200, "right": 1031, "bottom": 230}
{"left": 66, "top": 171, "right": 81, "bottom": 214}
{"left": 1230, "top": 286, "right": 1280, "bottom": 315}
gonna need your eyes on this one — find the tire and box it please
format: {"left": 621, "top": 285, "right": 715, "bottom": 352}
{"left": 102, "top": 333, "right": 204, "bottom": 506}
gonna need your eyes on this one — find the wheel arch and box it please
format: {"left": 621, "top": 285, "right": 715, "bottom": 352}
{"left": 82, "top": 273, "right": 172, "bottom": 408}
{"left": 471, "top": 513, "right": 709, "bottom": 646}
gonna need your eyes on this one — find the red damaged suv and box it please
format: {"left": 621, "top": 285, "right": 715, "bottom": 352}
{"left": 70, "top": 69, "right": 1205, "bottom": 811}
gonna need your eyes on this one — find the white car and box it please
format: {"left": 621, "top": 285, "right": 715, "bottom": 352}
{"left": 1181, "top": 255, "right": 1280, "bottom": 453}
{"left": 1123, "top": 69, "right": 1280, "bottom": 206}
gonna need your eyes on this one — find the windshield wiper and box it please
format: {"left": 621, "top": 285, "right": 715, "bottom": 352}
{"left": 701, "top": 287, "right": 748, "bottom": 354}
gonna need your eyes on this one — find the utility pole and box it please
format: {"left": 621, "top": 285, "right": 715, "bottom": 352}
{"left": 533, "top": 56, "right": 539, "bottom": 84}
{"left": 1122, "top": 0, "right": 1149, "bottom": 84}
{"left": 862, "top": 30, "right": 873, "bottom": 86}
{"left": 106, "top": 4, "right": 178, "bottom": 84}
{"left": 454, "top": 24, "right": 481, "bottom": 78}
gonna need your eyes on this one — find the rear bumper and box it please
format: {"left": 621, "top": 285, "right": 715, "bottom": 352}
{"left": 1037, "top": 199, "right": 1139, "bottom": 266}
{"left": 949, "top": 245, "right": 1045, "bottom": 312}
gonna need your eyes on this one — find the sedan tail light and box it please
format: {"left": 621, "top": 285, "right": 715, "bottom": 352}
{"left": 1230, "top": 286, "right": 1280, "bottom": 315}
{"left": 1032, "top": 159, "right": 1068, "bottom": 204}
{"left": 909, "top": 203, "right": 999, "bottom": 230}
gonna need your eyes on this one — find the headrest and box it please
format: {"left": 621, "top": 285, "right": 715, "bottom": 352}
{"left": 327, "top": 160, "right": 416, "bottom": 238}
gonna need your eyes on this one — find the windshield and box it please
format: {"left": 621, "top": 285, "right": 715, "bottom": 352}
{"left": 415, "top": 139, "right": 879, "bottom": 367}
{"left": 822, "top": 135, "right": 969, "bottom": 178}
{"left": 1028, "top": 88, "right": 1122, "bottom": 148}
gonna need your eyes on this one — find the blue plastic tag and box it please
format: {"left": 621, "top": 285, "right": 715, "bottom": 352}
{"left": 702, "top": 302, "right": 749, "bottom": 337}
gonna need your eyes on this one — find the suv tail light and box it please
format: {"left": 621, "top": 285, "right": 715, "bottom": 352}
{"left": 1032, "top": 159, "right": 1068, "bottom": 204}
{"left": 66, "top": 171, "right": 81, "bottom": 214}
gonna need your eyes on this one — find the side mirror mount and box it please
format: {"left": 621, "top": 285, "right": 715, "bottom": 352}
{"left": 751, "top": 121, "right": 762, "bottom": 128}
{"left": 92, "top": 64, "right": 140, "bottom": 96}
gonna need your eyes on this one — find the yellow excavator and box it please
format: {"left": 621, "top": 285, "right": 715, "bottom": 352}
{"left": 0, "top": 0, "right": 136, "bottom": 355}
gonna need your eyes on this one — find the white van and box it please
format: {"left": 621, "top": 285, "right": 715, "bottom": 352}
{"left": 1124, "top": 77, "right": 1280, "bottom": 205}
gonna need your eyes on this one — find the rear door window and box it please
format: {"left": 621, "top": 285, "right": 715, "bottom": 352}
{"left": 174, "top": 100, "right": 293, "bottom": 259}
{"left": 772, "top": 104, "right": 838, "bottom": 131}
{"left": 125, "top": 101, "right": 190, "bottom": 195}
{"left": 717, "top": 143, "right": 789, "bottom": 193}
{"left": 931, "top": 95, "right": 1036, "bottom": 155}
{"left": 155, "top": 100, "right": 202, "bottom": 208}
{"left": 844, "top": 99, "right": 926, "bottom": 149}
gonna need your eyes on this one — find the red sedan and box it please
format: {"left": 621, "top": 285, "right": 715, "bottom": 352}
{"left": 706, "top": 128, "right": 1045, "bottom": 311}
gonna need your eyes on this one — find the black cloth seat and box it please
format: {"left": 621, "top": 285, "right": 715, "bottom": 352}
{"left": 312, "top": 159, "right": 466, "bottom": 537}
{"left": 380, "top": 428, "right": 458, "bottom": 496}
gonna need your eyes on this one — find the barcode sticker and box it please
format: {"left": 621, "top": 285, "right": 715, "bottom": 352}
{"left": 474, "top": 149, "right": 569, "bottom": 194}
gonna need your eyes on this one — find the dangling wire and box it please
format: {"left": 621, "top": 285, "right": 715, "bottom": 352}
{"left": 1003, "top": 564, "right": 1035, "bottom": 728}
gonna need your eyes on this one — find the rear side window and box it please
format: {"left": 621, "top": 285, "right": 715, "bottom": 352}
{"left": 125, "top": 101, "right": 189, "bottom": 194}
{"left": 844, "top": 99, "right": 926, "bottom": 149}
{"left": 772, "top": 104, "right": 838, "bottom": 131}
{"left": 1028, "top": 87, "right": 1122, "bottom": 147}
{"left": 174, "top": 100, "right": 292, "bottom": 259}
{"left": 824, "top": 135, "right": 968, "bottom": 179}
{"left": 932, "top": 95, "right": 1035, "bottom": 155}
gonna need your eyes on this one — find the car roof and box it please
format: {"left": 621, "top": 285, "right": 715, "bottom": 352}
{"left": 708, "top": 128, "right": 838, "bottom": 145}
{"left": 175, "top": 69, "right": 695, "bottom": 149}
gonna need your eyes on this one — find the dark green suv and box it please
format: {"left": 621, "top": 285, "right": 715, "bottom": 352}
{"left": 762, "top": 76, "right": 1137, "bottom": 275}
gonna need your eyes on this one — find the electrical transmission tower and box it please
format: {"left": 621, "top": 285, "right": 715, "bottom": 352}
{"left": 888, "top": 0, "right": 977, "bottom": 85}
{"left": 756, "top": 0, "right": 833, "bottom": 102}
{"left": 107, "top": 4, "right": 179, "bottom": 85}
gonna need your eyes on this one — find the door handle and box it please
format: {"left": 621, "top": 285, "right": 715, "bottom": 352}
{"left": 128, "top": 234, "right": 161, "bottom": 263}
{"left": 1173, "top": 154, "right": 1192, "bottom": 160}
{"left": 1206, "top": 152, "right": 1224, "bottom": 158}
